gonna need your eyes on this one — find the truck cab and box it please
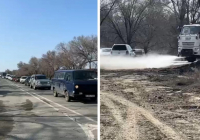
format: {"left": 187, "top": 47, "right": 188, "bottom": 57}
{"left": 178, "top": 24, "right": 200, "bottom": 62}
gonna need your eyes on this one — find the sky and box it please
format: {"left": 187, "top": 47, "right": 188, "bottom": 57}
{"left": 0, "top": 0, "right": 97, "bottom": 71}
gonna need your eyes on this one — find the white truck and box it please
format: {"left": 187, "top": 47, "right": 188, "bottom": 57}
{"left": 178, "top": 24, "right": 200, "bottom": 62}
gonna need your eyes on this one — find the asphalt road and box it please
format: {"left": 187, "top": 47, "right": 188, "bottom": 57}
{"left": 0, "top": 78, "right": 97, "bottom": 140}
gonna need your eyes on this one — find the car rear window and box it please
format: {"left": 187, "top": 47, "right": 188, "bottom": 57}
{"left": 35, "top": 76, "right": 46, "bottom": 79}
{"left": 112, "top": 45, "right": 127, "bottom": 50}
{"left": 22, "top": 77, "right": 27, "bottom": 79}
{"left": 73, "top": 71, "right": 97, "bottom": 80}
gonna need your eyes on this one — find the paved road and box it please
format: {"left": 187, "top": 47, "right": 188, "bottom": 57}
{"left": 0, "top": 78, "right": 97, "bottom": 140}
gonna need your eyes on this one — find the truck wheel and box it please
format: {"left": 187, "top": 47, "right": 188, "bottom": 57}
{"left": 65, "top": 91, "right": 71, "bottom": 102}
{"left": 186, "top": 57, "right": 196, "bottom": 62}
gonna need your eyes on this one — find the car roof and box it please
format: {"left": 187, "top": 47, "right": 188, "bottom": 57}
{"left": 55, "top": 69, "right": 96, "bottom": 72}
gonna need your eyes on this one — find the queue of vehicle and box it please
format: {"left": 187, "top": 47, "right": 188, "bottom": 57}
{"left": 0, "top": 69, "right": 97, "bottom": 102}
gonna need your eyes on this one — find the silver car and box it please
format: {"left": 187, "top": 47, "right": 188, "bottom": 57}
{"left": 100, "top": 48, "right": 112, "bottom": 56}
{"left": 30, "top": 74, "right": 51, "bottom": 90}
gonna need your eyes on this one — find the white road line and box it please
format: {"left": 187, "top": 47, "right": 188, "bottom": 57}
{"left": 63, "top": 113, "right": 95, "bottom": 140}
{"left": 32, "top": 92, "right": 96, "bottom": 123}
{"left": 6, "top": 80, "right": 96, "bottom": 140}
{"left": 25, "top": 91, "right": 59, "bottom": 111}
{"left": 12, "top": 81, "right": 96, "bottom": 123}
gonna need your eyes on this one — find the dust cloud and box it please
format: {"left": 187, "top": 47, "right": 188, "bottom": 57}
{"left": 100, "top": 54, "right": 188, "bottom": 70}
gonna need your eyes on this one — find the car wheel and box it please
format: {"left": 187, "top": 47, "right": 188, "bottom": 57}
{"left": 65, "top": 91, "right": 71, "bottom": 102}
{"left": 53, "top": 89, "right": 58, "bottom": 97}
{"left": 30, "top": 84, "right": 32, "bottom": 88}
{"left": 34, "top": 85, "right": 37, "bottom": 90}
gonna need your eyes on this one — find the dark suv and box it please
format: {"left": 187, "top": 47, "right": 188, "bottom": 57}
{"left": 51, "top": 69, "right": 97, "bottom": 102}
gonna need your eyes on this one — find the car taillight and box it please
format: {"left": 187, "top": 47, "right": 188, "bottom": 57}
{"left": 126, "top": 51, "right": 129, "bottom": 55}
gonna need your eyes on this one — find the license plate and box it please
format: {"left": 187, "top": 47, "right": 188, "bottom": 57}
{"left": 85, "top": 95, "right": 95, "bottom": 97}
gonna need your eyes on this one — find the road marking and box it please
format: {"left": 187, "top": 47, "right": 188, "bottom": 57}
{"left": 25, "top": 91, "right": 59, "bottom": 111}
{"left": 6, "top": 80, "right": 96, "bottom": 140}
{"left": 31, "top": 92, "right": 96, "bottom": 123}
{"left": 63, "top": 113, "right": 95, "bottom": 140}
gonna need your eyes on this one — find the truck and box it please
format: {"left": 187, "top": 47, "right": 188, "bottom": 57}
{"left": 178, "top": 24, "right": 200, "bottom": 62}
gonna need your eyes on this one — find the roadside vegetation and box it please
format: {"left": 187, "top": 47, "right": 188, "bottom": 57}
{"left": 4, "top": 35, "right": 97, "bottom": 78}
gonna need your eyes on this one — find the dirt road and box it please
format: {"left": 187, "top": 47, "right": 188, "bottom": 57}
{"left": 101, "top": 64, "right": 200, "bottom": 140}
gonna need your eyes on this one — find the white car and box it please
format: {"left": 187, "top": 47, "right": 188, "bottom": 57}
{"left": 100, "top": 48, "right": 112, "bottom": 56}
{"left": 8, "top": 75, "right": 14, "bottom": 80}
{"left": 6, "top": 74, "right": 10, "bottom": 79}
{"left": 111, "top": 44, "right": 136, "bottom": 57}
{"left": 133, "top": 49, "right": 145, "bottom": 56}
{"left": 20, "top": 76, "right": 27, "bottom": 83}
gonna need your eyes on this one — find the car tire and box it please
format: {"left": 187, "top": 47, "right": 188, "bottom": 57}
{"left": 34, "top": 85, "right": 37, "bottom": 90}
{"left": 30, "top": 84, "right": 32, "bottom": 88}
{"left": 65, "top": 91, "right": 71, "bottom": 102}
{"left": 53, "top": 89, "right": 58, "bottom": 97}
{"left": 48, "top": 87, "right": 51, "bottom": 90}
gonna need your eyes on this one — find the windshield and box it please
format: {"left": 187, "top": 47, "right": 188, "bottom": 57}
{"left": 35, "top": 76, "right": 46, "bottom": 79}
{"left": 112, "top": 45, "right": 127, "bottom": 50}
{"left": 73, "top": 71, "right": 97, "bottom": 80}
{"left": 21, "top": 77, "right": 27, "bottom": 79}
{"left": 181, "top": 26, "right": 200, "bottom": 35}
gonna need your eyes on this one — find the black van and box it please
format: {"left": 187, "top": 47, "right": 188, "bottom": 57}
{"left": 51, "top": 69, "right": 97, "bottom": 102}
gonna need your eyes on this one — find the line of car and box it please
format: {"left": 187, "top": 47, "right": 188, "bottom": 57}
{"left": 1, "top": 69, "right": 97, "bottom": 102}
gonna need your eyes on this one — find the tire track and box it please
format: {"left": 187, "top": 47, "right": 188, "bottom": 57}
{"left": 101, "top": 96, "right": 139, "bottom": 140}
{"left": 101, "top": 92, "right": 187, "bottom": 140}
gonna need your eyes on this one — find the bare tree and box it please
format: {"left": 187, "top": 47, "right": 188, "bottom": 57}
{"left": 106, "top": 0, "right": 153, "bottom": 46}
{"left": 100, "top": 0, "right": 118, "bottom": 25}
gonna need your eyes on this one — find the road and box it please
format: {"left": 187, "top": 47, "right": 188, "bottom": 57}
{"left": 0, "top": 78, "right": 97, "bottom": 140}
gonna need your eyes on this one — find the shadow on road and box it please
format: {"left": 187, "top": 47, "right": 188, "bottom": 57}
{"left": 57, "top": 95, "right": 97, "bottom": 104}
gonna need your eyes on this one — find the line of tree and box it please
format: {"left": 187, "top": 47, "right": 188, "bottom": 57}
{"left": 100, "top": 0, "right": 200, "bottom": 54}
{"left": 5, "top": 35, "right": 97, "bottom": 78}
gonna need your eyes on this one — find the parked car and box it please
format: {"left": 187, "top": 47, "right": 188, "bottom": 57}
{"left": 12, "top": 76, "right": 16, "bottom": 81}
{"left": 24, "top": 77, "right": 31, "bottom": 86}
{"left": 100, "top": 48, "right": 112, "bottom": 56}
{"left": 8, "top": 75, "right": 14, "bottom": 80}
{"left": 133, "top": 49, "right": 145, "bottom": 56}
{"left": 15, "top": 77, "right": 21, "bottom": 82}
{"left": 52, "top": 69, "right": 97, "bottom": 102}
{"left": 110, "top": 44, "right": 136, "bottom": 57}
{"left": 20, "top": 76, "right": 27, "bottom": 84}
{"left": 30, "top": 74, "right": 51, "bottom": 90}
{"left": 6, "top": 74, "right": 11, "bottom": 79}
